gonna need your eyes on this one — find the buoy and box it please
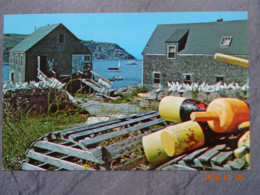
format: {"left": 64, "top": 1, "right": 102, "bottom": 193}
{"left": 159, "top": 96, "right": 207, "bottom": 123}
{"left": 142, "top": 130, "right": 175, "bottom": 166}
{"left": 190, "top": 98, "right": 249, "bottom": 133}
{"left": 234, "top": 131, "right": 250, "bottom": 165}
{"left": 214, "top": 53, "right": 249, "bottom": 68}
{"left": 238, "top": 121, "right": 250, "bottom": 131}
{"left": 164, "top": 121, "right": 205, "bottom": 156}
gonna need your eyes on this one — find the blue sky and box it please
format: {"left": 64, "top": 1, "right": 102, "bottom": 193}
{"left": 4, "top": 12, "right": 247, "bottom": 59}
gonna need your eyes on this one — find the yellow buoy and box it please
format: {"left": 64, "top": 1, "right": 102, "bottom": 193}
{"left": 159, "top": 96, "right": 207, "bottom": 123}
{"left": 214, "top": 53, "right": 249, "bottom": 68}
{"left": 190, "top": 98, "right": 249, "bottom": 133}
{"left": 142, "top": 130, "right": 175, "bottom": 166}
{"left": 164, "top": 121, "right": 205, "bottom": 156}
{"left": 234, "top": 131, "right": 250, "bottom": 158}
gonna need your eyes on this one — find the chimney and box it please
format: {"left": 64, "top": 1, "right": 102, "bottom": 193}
{"left": 217, "top": 18, "right": 223, "bottom": 22}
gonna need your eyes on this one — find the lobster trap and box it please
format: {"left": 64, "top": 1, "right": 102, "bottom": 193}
{"left": 22, "top": 111, "right": 249, "bottom": 171}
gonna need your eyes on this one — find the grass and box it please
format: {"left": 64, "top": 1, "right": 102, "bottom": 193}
{"left": 2, "top": 91, "right": 89, "bottom": 170}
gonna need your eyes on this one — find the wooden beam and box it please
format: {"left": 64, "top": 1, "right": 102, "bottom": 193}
{"left": 34, "top": 141, "right": 101, "bottom": 163}
{"left": 26, "top": 150, "right": 91, "bottom": 170}
{"left": 80, "top": 118, "right": 165, "bottom": 146}
{"left": 69, "top": 112, "right": 160, "bottom": 140}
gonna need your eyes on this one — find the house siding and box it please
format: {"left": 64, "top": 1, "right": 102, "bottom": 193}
{"left": 9, "top": 52, "right": 26, "bottom": 83}
{"left": 143, "top": 54, "right": 248, "bottom": 89}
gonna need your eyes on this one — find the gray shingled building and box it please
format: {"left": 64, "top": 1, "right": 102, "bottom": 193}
{"left": 9, "top": 23, "right": 92, "bottom": 84}
{"left": 142, "top": 20, "right": 248, "bottom": 89}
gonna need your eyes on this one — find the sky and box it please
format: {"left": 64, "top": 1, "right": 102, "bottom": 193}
{"left": 4, "top": 12, "right": 247, "bottom": 59}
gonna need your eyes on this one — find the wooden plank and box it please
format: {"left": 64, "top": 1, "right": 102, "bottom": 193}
{"left": 229, "top": 158, "right": 246, "bottom": 170}
{"left": 80, "top": 118, "right": 165, "bottom": 146}
{"left": 155, "top": 154, "right": 187, "bottom": 170}
{"left": 211, "top": 151, "right": 233, "bottom": 165}
{"left": 210, "top": 161, "right": 232, "bottom": 171}
{"left": 69, "top": 112, "right": 160, "bottom": 140}
{"left": 93, "top": 132, "right": 150, "bottom": 162}
{"left": 198, "top": 144, "right": 226, "bottom": 163}
{"left": 26, "top": 150, "right": 87, "bottom": 170}
{"left": 161, "top": 164, "right": 197, "bottom": 171}
{"left": 182, "top": 147, "right": 209, "bottom": 162}
{"left": 33, "top": 141, "right": 101, "bottom": 163}
{"left": 113, "top": 155, "right": 146, "bottom": 170}
{"left": 56, "top": 111, "right": 156, "bottom": 136}
{"left": 22, "top": 162, "right": 47, "bottom": 171}
{"left": 193, "top": 158, "right": 204, "bottom": 168}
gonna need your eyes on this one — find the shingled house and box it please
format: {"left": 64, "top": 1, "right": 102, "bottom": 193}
{"left": 9, "top": 23, "right": 92, "bottom": 84}
{"left": 142, "top": 20, "right": 248, "bottom": 89}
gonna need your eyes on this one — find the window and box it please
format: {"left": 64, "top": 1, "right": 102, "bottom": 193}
{"left": 58, "top": 34, "right": 65, "bottom": 44}
{"left": 153, "top": 72, "right": 161, "bottom": 86}
{"left": 216, "top": 75, "right": 224, "bottom": 83}
{"left": 20, "top": 54, "right": 23, "bottom": 66}
{"left": 84, "top": 55, "right": 90, "bottom": 62}
{"left": 11, "top": 73, "right": 14, "bottom": 82}
{"left": 220, "top": 36, "right": 232, "bottom": 46}
{"left": 167, "top": 45, "right": 176, "bottom": 59}
{"left": 15, "top": 54, "right": 18, "bottom": 65}
{"left": 183, "top": 73, "right": 193, "bottom": 84}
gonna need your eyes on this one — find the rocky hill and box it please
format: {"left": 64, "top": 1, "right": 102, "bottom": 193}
{"left": 3, "top": 34, "right": 135, "bottom": 62}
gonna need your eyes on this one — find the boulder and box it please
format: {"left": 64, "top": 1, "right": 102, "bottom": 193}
{"left": 139, "top": 99, "right": 150, "bottom": 108}
{"left": 146, "top": 91, "right": 157, "bottom": 100}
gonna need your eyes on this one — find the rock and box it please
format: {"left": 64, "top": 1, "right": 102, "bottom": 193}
{"left": 208, "top": 92, "right": 221, "bottom": 102}
{"left": 81, "top": 100, "right": 140, "bottom": 116}
{"left": 197, "top": 92, "right": 208, "bottom": 102}
{"left": 85, "top": 117, "right": 110, "bottom": 125}
{"left": 157, "top": 91, "right": 166, "bottom": 101}
{"left": 169, "top": 92, "right": 181, "bottom": 97}
{"left": 139, "top": 99, "right": 150, "bottom": 108}
{"left": 146, "top": 91, "right": 157, "bottom": 100}
{"left": 182, "top": 91, "right": 193, "bottom": 99}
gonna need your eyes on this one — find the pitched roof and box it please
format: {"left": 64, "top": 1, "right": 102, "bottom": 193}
{"left": 142, "top": 20, "right": 248, "bottom": 55}
{"left": 10, "top": 23, "right": 61, "bottom": 52}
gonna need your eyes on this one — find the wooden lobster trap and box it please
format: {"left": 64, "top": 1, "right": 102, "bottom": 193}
{"left": 22, "top": 111, "right": 249, "bottom": 171}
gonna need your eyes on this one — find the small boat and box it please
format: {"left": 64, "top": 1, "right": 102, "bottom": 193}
{"left": 108, "top": 61, "right": 120, "bottom": 71}
{"left": 126, "top": 61, "right": 137, "bottom": 65}
{"left": 108, "top": 76, "right": 124, "bottom": 81}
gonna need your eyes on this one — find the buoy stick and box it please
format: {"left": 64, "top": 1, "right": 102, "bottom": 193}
{"left": 190, "top": 112, "right": 219, "bottom": 122}
{"left": 238, "top": 121, "right": 250, "bottom": 131}
{"left": 214, "top": 53, "right": 248, "bottom": 68}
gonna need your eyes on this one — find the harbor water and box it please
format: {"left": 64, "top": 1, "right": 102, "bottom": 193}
{"left": 2, "top": 59, "right": 143, "bottom": 90}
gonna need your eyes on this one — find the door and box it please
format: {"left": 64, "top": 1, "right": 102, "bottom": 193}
{"left": 37, "top": 56, "right": 48, "bottom": 75}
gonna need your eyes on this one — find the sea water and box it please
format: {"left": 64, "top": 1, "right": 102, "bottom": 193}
{"left": 2, "top": 60, "right": 143, "bottom": 90}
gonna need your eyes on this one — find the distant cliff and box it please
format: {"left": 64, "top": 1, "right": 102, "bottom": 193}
{"left": 81, "top": 40, "right": 135, "bottom": 60}
{"left": 3, "top": 34, "right": 136, "bottom": 62}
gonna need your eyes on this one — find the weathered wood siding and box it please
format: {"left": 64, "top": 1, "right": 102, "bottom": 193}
{"left": 23, "top": 25, "right": 91, "bottom": 82}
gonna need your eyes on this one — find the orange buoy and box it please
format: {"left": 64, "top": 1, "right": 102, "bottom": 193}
{"left": 190, "top": 98, "right": 249, "bottom": 133}
{"left": 159, "top": 96, "right": 207, "bottom": 123}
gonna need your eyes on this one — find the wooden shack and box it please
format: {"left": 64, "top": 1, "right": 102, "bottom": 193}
{"left": 9, "top": 23, "right": 92, "bottom": 91}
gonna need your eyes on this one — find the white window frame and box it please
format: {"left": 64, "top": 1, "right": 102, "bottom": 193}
{"left": 167, "top": 44, "right": 177, "bottom": 59}
{"left": 153, "top": 71, "right": 161, "bottom": 86}
{"left": 182, "top": 73, "right": 193, "bottom": 84}
{"left": 220, "top": 36, "right": 232, "bottom": 46}
{"left": 215, "top": 74, "right": 225, "bottom": 83}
